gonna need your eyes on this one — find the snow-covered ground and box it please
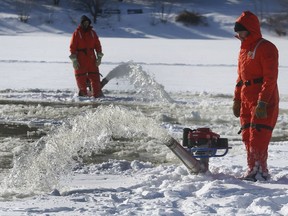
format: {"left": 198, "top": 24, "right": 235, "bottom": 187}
{"left": 0, "top": 0, "right": 288, "bottom": 215}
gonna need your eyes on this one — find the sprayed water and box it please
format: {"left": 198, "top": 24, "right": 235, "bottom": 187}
{"left": 106, "top": 62, "right": 174, "bottom": 103}
{"left": 0, "top": 62, "right": 176, "bottom": 197}
{"left": 0, "top": 105, "right": 172, "bottom": 196}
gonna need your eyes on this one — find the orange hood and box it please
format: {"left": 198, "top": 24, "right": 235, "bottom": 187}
{"left": 236, "top": 11, "right": 262, "bottom": 47}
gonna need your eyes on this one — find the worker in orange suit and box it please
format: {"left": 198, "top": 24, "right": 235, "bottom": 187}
{"left": 69, "top": 15, "right": 104, "bottom": 98}
{"left": 232, "top": 11, "right": 279, "bottom": 181}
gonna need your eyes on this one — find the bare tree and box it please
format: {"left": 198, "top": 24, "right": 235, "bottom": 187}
{"left": 150, "top": 0, "right": 174, "bottom": 25}
{"left": 71, "top": 0, "right": 121, "bottom": 23}
{"left": 16, "top": 0, "right": 34, "bottom": 23}
{"left": 80, "top": 0, "right": 106, "bottom": 23}
{"left": 53, "top": 0, "right": 60, "bottom": 6}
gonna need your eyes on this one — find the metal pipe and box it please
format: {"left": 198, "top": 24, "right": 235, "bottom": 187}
{"left": 101, "top": 78, "right": 109, "bottom": 89}
{"left": 165, "top": 138, "right": 208, "bottom": 174}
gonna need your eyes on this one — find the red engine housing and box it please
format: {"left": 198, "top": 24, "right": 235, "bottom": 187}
{"left": 183, "top": 127, "right": 227, "bottom": 148}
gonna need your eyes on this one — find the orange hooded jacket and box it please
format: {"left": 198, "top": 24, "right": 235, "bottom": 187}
{"left": 70, "top": 25, "right": 102, "bottom": 74}
{"left": 234, "top": 12, "right": 279, "bottom": 174}
{"left": 234, "top": 11, "right": 279, "bottom": 106}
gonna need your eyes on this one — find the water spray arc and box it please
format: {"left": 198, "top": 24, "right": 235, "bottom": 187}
{"left": 101, "top": 62, "right": 174, "bottom": 103}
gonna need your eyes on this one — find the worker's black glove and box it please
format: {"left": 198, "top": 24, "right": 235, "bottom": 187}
{"left": 255, "top": 101, "right": 267, "bottom": 119}
{"left": 233, "top": 100, "right": 241, "bottom": 118}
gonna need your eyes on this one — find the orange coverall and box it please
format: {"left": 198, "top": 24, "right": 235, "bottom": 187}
{"left": 70, "top": 25, "right": 102, "bottom": 97}
{"left": 234, "top": 11, "right": 279, "bottom": 174}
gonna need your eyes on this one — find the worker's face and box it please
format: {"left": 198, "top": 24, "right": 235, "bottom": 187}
{"left": 81, "top": 20, "right": 90, "bottom": 31}
{"left": 236, "top": 31, "right": 249, "bottom": 42}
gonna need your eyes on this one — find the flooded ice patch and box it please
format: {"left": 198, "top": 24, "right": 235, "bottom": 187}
{"left": 0, "top": 105, "right": 173, "bottom": 196}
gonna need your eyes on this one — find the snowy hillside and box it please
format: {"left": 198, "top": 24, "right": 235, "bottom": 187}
{"left": 0, "top": 0, "right": 285, "bottom": 38}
